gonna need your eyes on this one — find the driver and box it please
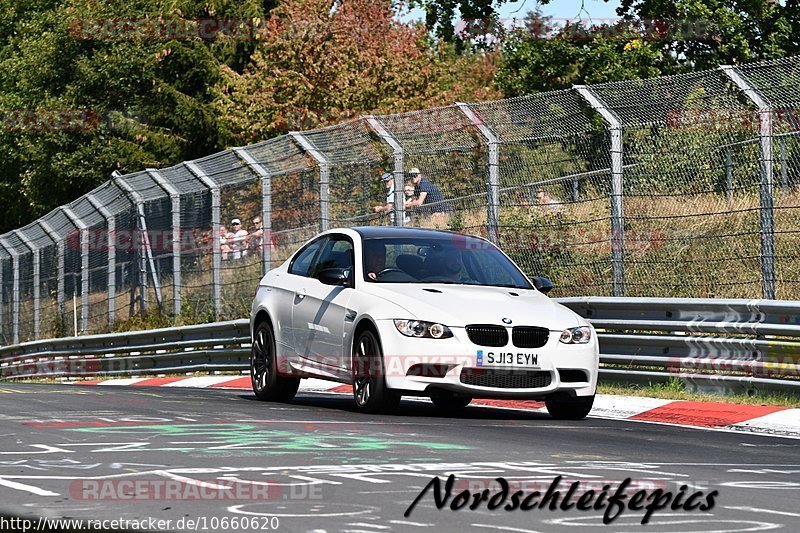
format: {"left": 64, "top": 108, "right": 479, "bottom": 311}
{"left": 363, "top": 241, "right": 386, "bottom": 281}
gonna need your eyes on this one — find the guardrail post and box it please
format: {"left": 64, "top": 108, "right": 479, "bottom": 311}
{"left": 39, "top": 220, "right": 65, "bottom": 334}
{"left": 233, "top": 147, "right": 273, "bottom": 275}
{"left": 184, "top": 161, "right": 222, "bottom": 317}
{"left": 721, "top": 65, "right": 776, "bottom": 300}
{"left": 364, "top": 116, "right": 406, "bottom": 228}
{"left": 147, "top": 169, "right": 182, "bottom": 317}
{"left": 0, "top": 239, "right": 20, "bottom": 344}
{"left": 290, "top": 132, "right": 330, "bottom": 232}
{"left": 87, "top": 194, "right": 116, "bottom": 325}
{"left": 575, "top": 85, "right": 626, "bottom": 296}
{"left": 15, "top": 230, "right": 40, "bottom": 340}
{"left": 114, "top": 171, "right": 164, "bottom": 312}
{"left": 456, "top": 103, "right": 500, "bottom": 243}
{"left": 61, "top": 207, "right": 89, "bottom": 334}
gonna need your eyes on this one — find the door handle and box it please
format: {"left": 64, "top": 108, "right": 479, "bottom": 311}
{"left": 296, "top": 287, "right": 307, "bottom": 300}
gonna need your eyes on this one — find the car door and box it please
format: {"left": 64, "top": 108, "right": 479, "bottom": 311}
{"left": 280, "top": 236, "right": 327, "bottom": 356}
{"left": 291, "top": 235, "right": 355, "bottom": 371}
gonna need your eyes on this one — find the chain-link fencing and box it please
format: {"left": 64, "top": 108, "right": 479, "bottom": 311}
{"left": 1, "top": 56, "right": 800, "bottom": 344}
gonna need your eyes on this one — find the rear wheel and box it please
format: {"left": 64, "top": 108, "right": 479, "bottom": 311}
{"left": 545, "top": 393, "right": 594, "bottom": 420}
{"left": 251, "top": 321, "right": 300, "bottom": 402}
{"left": 352, "top": 329, "right": 400, "bottom": 414}
{"left": 430, "top": 391, "right": 472, "bottom": 410}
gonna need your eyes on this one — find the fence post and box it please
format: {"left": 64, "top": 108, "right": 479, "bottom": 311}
{"left": 364, "top": 116, "right": 406, "bottom": 227}
{"left": 721, "top": 65, "right": 776, "bottom": 300}
{"left": 87, "top": 194, "right": 116, "bottom": 326}
{"left": 15, "top": 230, "right": 40, "bottom": 340}
{"left": 0, "top": 239, "right": 20, "bottom": 345}
{"left": 290, "top": 132, "right": 330, "bottom": 232}
{"left": 113, "top": 171, "right": 164, "bottom": 311}
{"left": 725, "top": 148, "right": 734, "bottom": 203}
{"left": 147, "top": 169, "right": 182, "bottom": 317}
{"left": 184, "top": 161, "right": 222, "bottom": 318}
{"left": 61, "top": 207, "right": 89, "bottom": 334}
{"left": 233, "top": 147, "right": 273, "bottom": 275}
{"left": 39, "top": 220, "right": 65, "bottom": 334}
{"left": 456, "top": 103, "right": 500, "bottom": 244}
{"left": 575, "top": 85, "right": 626, "bottom": 296}
{"left": 780, "top": 136, "right": 788, "bottom": 190}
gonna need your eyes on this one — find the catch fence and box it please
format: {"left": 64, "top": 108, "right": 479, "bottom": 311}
{"left": 2, "top": 56, "right": 800, "bottom": 343}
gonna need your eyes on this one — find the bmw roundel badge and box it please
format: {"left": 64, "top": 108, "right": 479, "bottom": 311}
{"left": 501, "top": 317, "right": 512, "bottom": 324}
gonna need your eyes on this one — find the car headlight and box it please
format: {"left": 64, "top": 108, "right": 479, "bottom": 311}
{"left": 559, "top": 326, "right": 592, "bottom": 344}
{"left": 394, "top": 319, "right": 453, "bottom": 339}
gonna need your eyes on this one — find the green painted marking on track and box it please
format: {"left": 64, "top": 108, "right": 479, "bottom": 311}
{"left": 67, "top": 423, "right": 470, "bottom": 454}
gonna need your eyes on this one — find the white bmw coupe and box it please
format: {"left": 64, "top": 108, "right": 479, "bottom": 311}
{"left": 250, "top": 227, "right": 598, "bottom": 418}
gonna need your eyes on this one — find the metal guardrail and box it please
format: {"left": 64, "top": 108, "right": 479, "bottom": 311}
{"left": 559, "top": 297, "right": 800, "bottom": 393}
{"left": 1, "top": 297, "right": 799, "bottom": 394}
{"left": 0, "top": 320, "right": 251, "bottom": 379}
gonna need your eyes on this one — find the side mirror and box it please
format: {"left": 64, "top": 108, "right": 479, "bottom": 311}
{"left": 318, "top": 268, "right": 351, "bottom": 287}
{"left": 533, "top": 276, "right": 554, "bottom": 294}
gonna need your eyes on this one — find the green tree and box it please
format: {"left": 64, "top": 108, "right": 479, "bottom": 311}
{"left": 496, "top": 0, "right": 800, "bottom": 98}
{"left": 214, "top": 0, "right": 500, "bottom": 145}
{"left": 0, "top": 0, "right": 273, "bottom": 231}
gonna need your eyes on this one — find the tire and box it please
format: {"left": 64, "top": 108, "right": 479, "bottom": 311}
{"left": 250, "top": 321, "right": 300, "bottom": 402}
{"left": 352, "top": 329, "right": 400, "bottom": 414}
{"left": 545, "top": 393, "right": 595, "bottom": 420}
{"left": 430, "top": 391, "right": 472, "bottom": 410}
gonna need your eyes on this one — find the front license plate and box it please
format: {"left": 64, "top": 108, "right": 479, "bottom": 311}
{"left": 477, "top": 350, "right": 539, "bottom": 368}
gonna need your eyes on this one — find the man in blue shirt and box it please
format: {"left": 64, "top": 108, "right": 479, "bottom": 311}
{"left": 404, "top": 168, "right": 452, "bottom": 228}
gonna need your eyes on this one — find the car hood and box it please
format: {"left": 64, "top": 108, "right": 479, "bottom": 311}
{"left": 363, "top": 284, "right": 583, "bottom": 330}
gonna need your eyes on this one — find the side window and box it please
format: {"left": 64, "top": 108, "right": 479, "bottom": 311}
{"left": 288, "top": 238, "right": 325, "bottom": 277}
{"left": 312, "top": 237, "right": 354, "bottom": 278}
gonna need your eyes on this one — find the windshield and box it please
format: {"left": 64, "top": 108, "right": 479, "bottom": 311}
{"left": 362, "top": 235, "right": 533, "bottom": 289}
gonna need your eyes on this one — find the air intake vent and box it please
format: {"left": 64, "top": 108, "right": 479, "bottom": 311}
{"left": 465, "top": 325, "right": 508, "bottom": 347}
{"left": 558, "top": 369, "right": 588, "bottom": 383}
{"left": 460, "top": 369, "right": 552, "bottom": 389}
{"left": 512, "top": 326, "right": 549, "bottom": 348}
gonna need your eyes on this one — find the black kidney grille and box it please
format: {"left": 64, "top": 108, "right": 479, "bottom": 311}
{"left": 460, "top": 369, "right": 552, "bottom": 389}
{"left": 466, "top": 325, "right": 508, "bottom": 347}
{"left": 512, "top": 326, "right": 550, "bottom": 348}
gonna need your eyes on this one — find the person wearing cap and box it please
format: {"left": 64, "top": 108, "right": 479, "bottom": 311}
{"left": 404, "top": 168, "right": 451, "bottom": 228}
{"left": 372, "top": 172, "right": 410, "bottom": 225}
{"left": 226, "top": 218, "right": 249, "bottom": 260}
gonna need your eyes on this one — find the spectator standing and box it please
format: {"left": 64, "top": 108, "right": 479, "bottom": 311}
{"left": 405, "top": 168, "right": 451, "bottom": 228}
{"left": 227, "top": 218, "right": 249, "bottom": 259}
{"left": 250, "top": 216, "right": 264, "bottom": 253}
{"left": 372, "top": 172, "right": 410, "bottom": 225}
{"left": 219, "top": 225, "right": 231, "bottom": 261}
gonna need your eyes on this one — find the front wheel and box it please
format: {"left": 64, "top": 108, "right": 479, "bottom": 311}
{"left": 251, "top": 321, "right": 300, "bottom": 402}
{"left": 545, "top": 393, "right": 594, "bottom": 420}
{"left": 352, "top": 329, "right": 400, "bottom": 414}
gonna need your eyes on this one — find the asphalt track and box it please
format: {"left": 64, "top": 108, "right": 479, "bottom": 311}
{"left": 0, "top": 383, "right": 799, "bottom": 533}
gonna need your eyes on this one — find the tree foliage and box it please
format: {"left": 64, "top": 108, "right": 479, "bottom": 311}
{"left": 0, "top": 0, "right": 498, "bottom": 233}
{"left": 214, "top": 0, "right": 499, "bottom": 145}
{"left": 496, "top": 0, "right": 800, "bottom": 96}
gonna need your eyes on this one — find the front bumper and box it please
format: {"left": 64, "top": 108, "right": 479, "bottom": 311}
{"left": 375, "top": 320, "right": 598, "bottom": 399}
